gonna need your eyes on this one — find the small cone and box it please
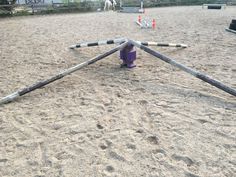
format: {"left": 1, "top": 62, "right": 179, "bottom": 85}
{"left": 138, "top": 15, "right": 141, "bottom": 23}
{"left": 152, "top": 19, "right": 156, "bottom": 29}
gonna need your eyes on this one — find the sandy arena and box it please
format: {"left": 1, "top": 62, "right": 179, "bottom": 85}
{"left": 0, "top": 6, "right": 235, "bottom": 177}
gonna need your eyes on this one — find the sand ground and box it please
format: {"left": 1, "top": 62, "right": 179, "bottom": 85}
{"left": 0, "top": 6, "right": 235, "bottom": 177}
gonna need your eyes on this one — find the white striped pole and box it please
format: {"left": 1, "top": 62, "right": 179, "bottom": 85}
{"left": 70, "top": 39, "right": 187, "bottom": 49}
{"left": 130, "top": 39, "right": 236, "bottom": 96}
{"left": 69, "top": 38, "right": 126, "bottom": 49}
{"left": 135, "top": 21, "right": 145, "bottom": 28}
{"left": 203, "top": 4, "right": 226, "bottom": 8}
{"left": 136, "top": 41, "right": 188, "bottom": 48}
{"left": 136, "top": 20, "right": 151, "bottom": 28}
{"left": 0, "top": 41, "right": 129, "bottom": 105}
{"left": 143, "top": 20, "right": 151, "bottom": 28}
{"left": 225, "top": 28, "right": 236, "bottom": 34}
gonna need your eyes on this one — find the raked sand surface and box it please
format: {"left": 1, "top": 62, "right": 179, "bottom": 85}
{"left": 0, "top": 6, "right": 236, "bottom": 177}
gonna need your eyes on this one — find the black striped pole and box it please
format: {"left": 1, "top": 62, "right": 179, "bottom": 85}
{"left": 70, "top": 39, "right": 187, "bottom": 49}
{"left": 136, "top": 41, "right": 187, "bottom": 48}
{"left": 0, "top": 41, "right": 129, "bottom": 105}
{"left": 135, "top": 21, "right": 145, "bottom": 28}
{"left": 69, "top": 38, "right": 126, "bottom": 49}
{"left": 225, "top": 28, "right": 236, "bottom": 34}
{"left": 135, "top": 20, "right": 151, "bottom": 28}
{"left": 130, "top": 39, "right": 236, "bottom": 96}
{"left": 202, "top": 4, "right": 226, "bottom": 9}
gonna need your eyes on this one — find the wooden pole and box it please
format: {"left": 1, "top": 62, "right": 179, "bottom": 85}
{"left": 0, "top": 41, "right": 129, "bottom": 105}
{"left": 129, "top": 39, "right": 236, "bottom": 96}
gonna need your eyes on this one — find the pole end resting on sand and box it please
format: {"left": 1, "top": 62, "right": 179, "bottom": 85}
{"left": 69, "top": 45, "right": 76, "bottom": 49}
{"left": 0, "top": 92, "right": 19, "bottom": 105}
{"left": 0, "top": 41, "right": 129, "bottom": 105}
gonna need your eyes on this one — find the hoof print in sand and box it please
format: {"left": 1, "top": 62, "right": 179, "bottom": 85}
{"left": 138, "top": 100, "right": 148, "bottom": 105}
{"left": 116, "top": 93, "right": 122, "bottom": 98}
{"left": 146, "top": 135, "right": 159, "bottom": 145}
{"left": 185, "top": 171, "right": 200, "bottom": 177}
{"left": 152, "top": 149, "right": 166, "bottom": 155}
{"left": 97, "top": 123, "right": 104, "bottom": 129}
{"left": 126, "top": 143, "right": 136, "bottom": 150}
{"left": 197, "top": 119, "right": 209, "bottom": 124}
{"left": 136, "top": 129, "right": 144, "bottom": 134}
{"left": 0, "top": 159, "right": 8, "bottom": 163}
{"left": 100, "top": 144, "right": 108, "bottom": 150}
{"left": 109, "top": 151, "right": 126, "bottom": 161}
{"left": 171, "top": 154, "right": 194, "bottom": 166}
{"left": 99, "top": 140, "right": 112, "bottom": 150}
{"left": 105, "top": 165, "right": 115, "bottom": 173}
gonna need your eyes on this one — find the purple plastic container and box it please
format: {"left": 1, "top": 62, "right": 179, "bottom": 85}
{"left": 120, "top": 43, "right": 136, "bottom": 68}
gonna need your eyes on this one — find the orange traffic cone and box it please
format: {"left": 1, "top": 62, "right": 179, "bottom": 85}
{"left": 152, "top": 19, "right": 156, "bottom": 29}
{"left": 138, "top": 15, "right": 141, "bottom": 23}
